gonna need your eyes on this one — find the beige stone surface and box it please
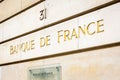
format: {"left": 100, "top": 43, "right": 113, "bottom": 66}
{"left": 0, "top": 0, "right": 112, "bottom": 22}
{"left": 0, "top": 3, "right": 120, "bottom": 64}
{"left": 0, "top": 0, "right": 40, "bottom": 22}
{"left": 0, "top": 0, "right": 115, "bottom": 41}
{"left": 21, "top": 0, "right": 40, "bottom": 10}
{"left": 0, "top": 0, "right": 21, "bottom": 22}
{"left": 1, "top": 46, "right": 120, "bottom": 80}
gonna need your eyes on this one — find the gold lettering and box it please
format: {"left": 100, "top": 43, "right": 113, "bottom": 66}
{"left": 46, "top": 35, "right": 51, "bottom": 46}
{"left": 16, "top": 45, "right": 19, "bottom": 53}
{"left": 31, "top": 40, "right": 35, "bottom": 50}
{"left": 40, "top": 36, "right": 51, "bottom": 47}
{"left": 97, "top": 19, "right": 104, "bottom": 33}
{"left": 9, "top": 19, "right": 104, "bottom": 55}
{"left": 10, "top": 40, "right": 35, "bottom": 55}
{"left": 71, "top": 28, "right": 78, "bottom": 39}
{"left": 58, "top": 30, "right": 63, "bottom": 43}
{"left": 86, "top": 22, "right": 96, "bottom": 35}
{"left": 10, "top": 46, "right": 14, "bottom": 55}
{"left": 21, "top": 43, "right": 26, "bottom": 52}
{"left": 26, "top": 42, "right": 30, "bottom": 51}
{"left": 40, "top": 37, "right": 45, "bottom": 47}
{"left": 64, "top": 30, "right": 70, "bottom": 41}
{"left": 78, "top": 26, "right": 86, "bottom": 38}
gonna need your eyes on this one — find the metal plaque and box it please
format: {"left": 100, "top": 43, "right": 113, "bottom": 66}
{"left": 29, "top": 66, "right": 61, "bottom": 80}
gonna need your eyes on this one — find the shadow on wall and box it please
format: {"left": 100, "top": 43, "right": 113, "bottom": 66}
{"left": 0, "top": 0, "right": 4, "bottom": 3}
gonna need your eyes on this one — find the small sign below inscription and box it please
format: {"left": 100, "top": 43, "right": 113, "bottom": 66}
{"left": 29, "top": 66, "right": 61, "bottom": 80}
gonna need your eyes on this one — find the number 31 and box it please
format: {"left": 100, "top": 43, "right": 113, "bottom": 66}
{"left": 40, "top": 9, "right": 46, "bottom": 20}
